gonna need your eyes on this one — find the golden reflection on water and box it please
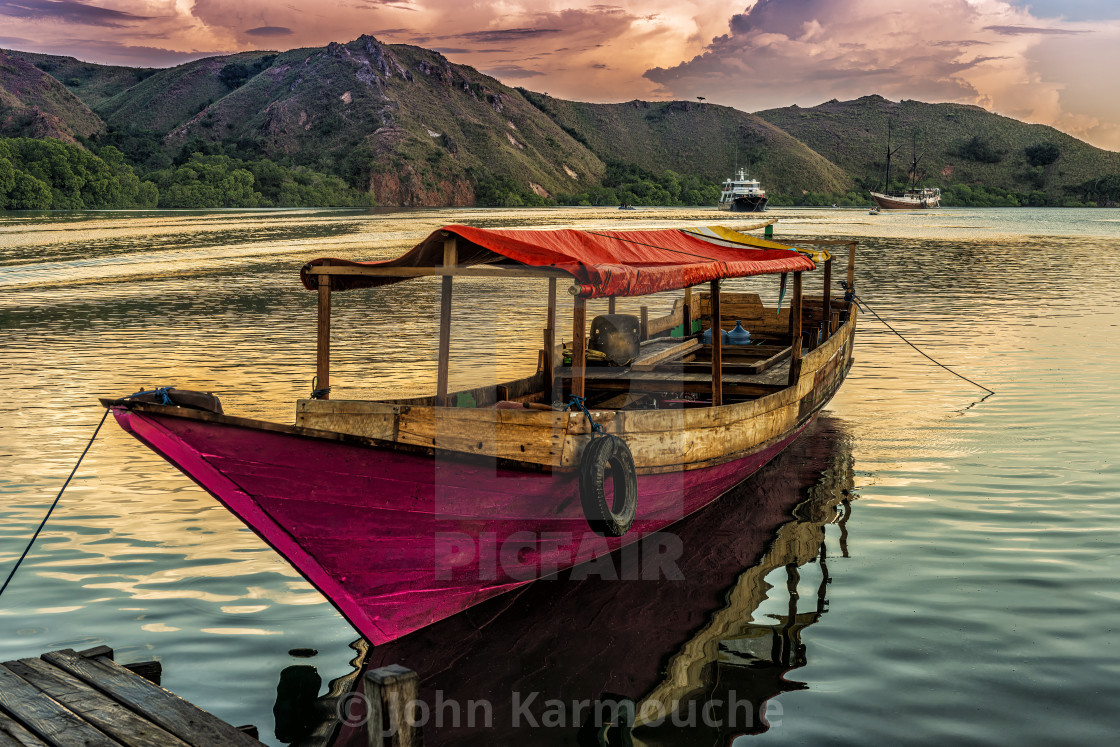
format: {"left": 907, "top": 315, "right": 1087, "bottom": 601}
{"left": 2, "top": 206, "right": 1120, "bottom": 744}
{"left": 2, "top": 205, "right": 1116, "bottom": 589}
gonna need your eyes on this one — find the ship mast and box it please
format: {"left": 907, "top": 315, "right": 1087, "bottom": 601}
{"left": 910, "top": 133, "right": 923, "bottom": 190}
{"left": 883, "top": 118, "right": 902, "bottom": 193}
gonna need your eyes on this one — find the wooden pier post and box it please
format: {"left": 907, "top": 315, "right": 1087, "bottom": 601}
{"left": 543, "top": 277, "right": 558, "bottom": 401}
{"left": 365, "top": 664, "right": 421, "bottom": 747}
{"left": 710, "top": 279, "right": 723, "bottom": 406}
{"left": 436, "top": 237, "right": 456, "bottom": 406}
{"left": 639, "top": 306, "right": 649, "bottom": 341}
{"left": 822, "top": 258, "right": 832, "bottom": 339}
{"left": 608, "top": 296, "right": 616, "bottom": 315}
{"left": 572, "top": 295, "right": 587, "bottom": 399}
{"left": 788, "top": 271, "right": 803, "bottom": 386}
{"left": 316, "top": 263, "right": 331, "bottom": 400}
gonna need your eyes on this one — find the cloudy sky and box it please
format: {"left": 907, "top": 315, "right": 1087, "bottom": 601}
{"left": 2, "top": 0, "right": 1118, "bottom": 149}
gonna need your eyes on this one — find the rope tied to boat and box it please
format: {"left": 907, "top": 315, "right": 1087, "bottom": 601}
{"left": 310, "top": 376, "right": 331, "bottom": 400}
{"left": 130, "top": 386, "right": 174, "bottom": 405}
{"left": 0, "top": 408, "right": 110, "bottom": 599}
{"left": 0, "top": 385, "right": 187, "bottom": 599}
{"left": 566, "top": 395, "right": 604, "bottom": 435}
{"left": 850, "top": 290, "right": 995, "bottom": 397}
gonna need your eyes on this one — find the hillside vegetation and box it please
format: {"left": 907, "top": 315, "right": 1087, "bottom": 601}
{"left": 0, "top": 137, "right": 154, "bottom": 209}
{"left": 2, "top": 40, "right": 1119, "bottom": 208}
{"left": 520, "top": 91, "right": 853, "bottom": 196}
{"left": 0, "top": 51, "right": 104, "bottom": 142}
{"left": 756, "top": 95, "right": 1120, "bottom": 203}
{"left": 6, "top": 50, "right": 154, "bottom": 109}
{"left": 0, "top": 136, "right": 374, "bottom": 210}
{"left": 88, "top": 37, "right": 605, "bottom": 206}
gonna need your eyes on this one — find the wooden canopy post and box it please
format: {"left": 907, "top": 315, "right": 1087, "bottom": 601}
{"left": 788, "top": 271, "right": 803, "bottom": 386}
{"left": 608, "top": 296, "right": 616, "bottom": 315}
{"left": 683, "top": 287, "right": 693, "bottom": 336}
{"left": 822, "top": 257, "right": 832, "bottom": 340}
{"left": 572, "top": 296, "right": 587, "bottom": 399}
{"left": 436, "top": 236, "right": 456, "bottom": 406}
{"left": 316, "top": 262, "right": 331, "bottom": 400}
{"left": 544, "top": 277, "right": 557, "bottom": 401}
{"left": 710, "top": 279, "right": 722, "bottom": 406}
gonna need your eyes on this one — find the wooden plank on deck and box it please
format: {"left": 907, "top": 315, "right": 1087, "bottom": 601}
{"left": 631, "top": 339, "right": 702, "bottom": 371}
{"left": 40, "top": 650, "right": 259, "bottom": 747}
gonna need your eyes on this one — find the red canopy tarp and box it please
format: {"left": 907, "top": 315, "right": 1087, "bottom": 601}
{"left": 300, "top": 224, "right": 814, "bottom": 298}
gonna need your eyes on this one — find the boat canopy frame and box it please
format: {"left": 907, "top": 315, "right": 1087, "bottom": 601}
{"left": 301, "top": 224, "right": 815, "bottom": 299}
{"left": 302, "top": 225, "right": 857, "bottom": 411}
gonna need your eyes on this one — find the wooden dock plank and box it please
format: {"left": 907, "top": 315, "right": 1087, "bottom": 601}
{"left": 4, "top": 659, "right": 190, "bottom": 747}
{"left": 40, "top": 650, "right": 259, "bottom": 747}
{"left": 0, "top": 665, "right": 121, "bottom": 747}
{"left": 0, "top": 712, "right": 50, "bottom": 747}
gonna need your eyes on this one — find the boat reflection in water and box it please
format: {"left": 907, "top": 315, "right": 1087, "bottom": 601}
{"left": 331, "top": 415, "right": 855, "bottom": 746}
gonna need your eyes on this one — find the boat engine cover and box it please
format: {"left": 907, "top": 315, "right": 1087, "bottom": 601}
{"left": 589, "top": 314, "right": 640, "bottom": 366}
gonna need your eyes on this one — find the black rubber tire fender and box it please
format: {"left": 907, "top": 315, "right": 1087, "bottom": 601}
{"left": 578, "top": 435, "right": 638, "bottom": 537}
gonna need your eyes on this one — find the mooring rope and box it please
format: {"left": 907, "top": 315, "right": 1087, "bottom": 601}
{"left": 0, "top": 408, "right": 110, "bottom": 599}
{"left": 853, "top": 294, "right": 995, "bottom": 396}
{"left": 566, "top": 395, "right": 604, "bottom": 434}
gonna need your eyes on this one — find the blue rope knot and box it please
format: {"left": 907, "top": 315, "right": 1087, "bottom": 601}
{"left": 566, "top": 395, "right": 603, "bottom": 435}
{"left": 130, "top": 387, "right": 174, "bottom": 405}
{"left": 310, "top": 376, "right": 331, "bottom": 400}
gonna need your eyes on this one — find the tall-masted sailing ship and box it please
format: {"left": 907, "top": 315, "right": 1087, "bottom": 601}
{"left": 869, "top": 122, "right": 940, "bottom": 209}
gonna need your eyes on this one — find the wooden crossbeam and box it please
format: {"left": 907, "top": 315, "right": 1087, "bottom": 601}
{"left": 631, "top": 340, "right": 703, "bottom": 371}
{"left": 305, "top": 265, "right": 570, "bottom": 279}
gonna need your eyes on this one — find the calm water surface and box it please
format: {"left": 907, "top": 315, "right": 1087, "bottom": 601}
{"left": 1, "top": 206, "right": 1118, "bottom": 744}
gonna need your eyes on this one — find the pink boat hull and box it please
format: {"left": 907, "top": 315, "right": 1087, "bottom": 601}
{"left": 112, "top": 407, "right": 810, "bottom": 644}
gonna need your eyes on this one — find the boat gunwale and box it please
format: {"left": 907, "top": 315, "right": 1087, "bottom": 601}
{"left": 99, "top": 306, "right": 855, "bottom": 478}
{"left": 99, "top": 398, "right": 559, "bottom": 473}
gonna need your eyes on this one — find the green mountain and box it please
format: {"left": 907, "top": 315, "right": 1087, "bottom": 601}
{"left": 520, "top": 92, "right": 853, "bottom": 195}
{"left": 756, "top": 95, "right": 1120, "bottom": 199}
{"left": 5, "top": 50, "right": 154, "bottom": 110}
{"left": 3, "top": 40, "right": 1119, "bottom": 208}
{"left": 0, "top": 50, "right": 104, "bottom": 142}
{"left": 97, "top": 51, "right": 277, "bottom": 134}
{"left": 150, "top": 38, "right": 605, "bottom": 206}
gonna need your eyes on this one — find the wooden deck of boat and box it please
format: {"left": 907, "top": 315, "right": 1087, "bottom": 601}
{"left": 0, "top": 645, "right": 261, "bottom": 747}
{"left": 556, "top": 339, "right": 795, "bottom": 399}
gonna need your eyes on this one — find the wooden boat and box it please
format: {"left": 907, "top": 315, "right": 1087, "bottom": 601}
{"left": 870, "top": 120, "right": 940, "bottom": 209}
{"left": 102, "top": 223, "right": 858, "bottom": 646}
{"left": 869, "top": 187, "right": 940, "bottom": 210}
